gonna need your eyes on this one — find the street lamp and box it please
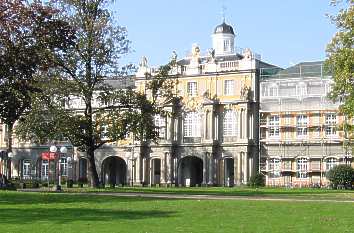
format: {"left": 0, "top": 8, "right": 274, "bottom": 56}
{"left": 50, "top": 146, "right": 68, "bottom": 191}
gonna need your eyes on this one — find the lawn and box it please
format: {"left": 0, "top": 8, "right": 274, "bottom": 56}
{"left": 65, "top": 186, "right": 354, "bottom": 200}
{"left": 0, "top": 191, "right": 353, "bottom": 233}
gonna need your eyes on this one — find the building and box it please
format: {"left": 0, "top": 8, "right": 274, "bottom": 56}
{"left": 0, "top": 21, "right": 352, "bottom": 187}
{"left": 259, "top": 61, "right": 353, "bottom": 187}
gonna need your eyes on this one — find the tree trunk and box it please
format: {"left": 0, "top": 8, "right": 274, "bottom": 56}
{"left": 6, "top": 123, "right": 13, "bottom": 178}
{"left": 87, "top": 146, "right": 100, "bottom": 188}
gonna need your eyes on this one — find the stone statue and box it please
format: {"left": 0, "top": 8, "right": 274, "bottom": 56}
{"left": 208, "top": 48, "right": 215, "bottom": 62}
{"left": 139, "top": 56, "right": 148, "bottom": 67}
{"left": 192, "top": 43, "right": 200, "bottom": 57}
{"left": 171, "top": 51, "right": 177, "bottom": 62}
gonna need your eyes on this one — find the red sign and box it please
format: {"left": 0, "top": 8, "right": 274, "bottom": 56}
{"left": 41, "top": 152, "right": 58, "bottom": 160}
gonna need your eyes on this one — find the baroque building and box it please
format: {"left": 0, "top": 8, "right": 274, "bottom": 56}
{"left": 1, "top": 21, "right": 352, "bottom": 187}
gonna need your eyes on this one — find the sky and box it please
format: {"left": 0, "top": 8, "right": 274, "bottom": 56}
{"left": 113, "top": 0, "right": 340, "bottom": 68}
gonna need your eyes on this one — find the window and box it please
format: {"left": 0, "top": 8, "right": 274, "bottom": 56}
{"left": 224, "top": 80, "right": 234, "bottom": 96}
{"left": 296, "top": 83, "right": 307, "bottom": 96}
{"left": 100, "top": 124, "right": 109, "bottom": 140}
{"left": 269, "top": 158, "right": 281, "bottom": 178}
{"left": 269, "top": 115, "right": 280, "bottom": 137}
{"left": 22, "top": 160, "right": 31, "bottom": 178}
{"left": 269, "top": 85, "right": 278, "bottom": 97}
{"left": 326, "top": 158, "right": 338, "bottom": 171}
{"left": 154, "top": 115, "right": 166, "bottom": 139}
{"left": 183, "top": 112, "right": 201, "bottom": 137}
{"left": 223, "top": 110, "right": 237, "bottom": 136}
{"left": 325, "top": 113, "right": 337, "bottom": 137}
{"left": 187, "top": 81, "right": 197, "bottom": 97}
{"left": 296, "top": 115, "right": 308, "bottom": 137}
{"left": 297, "top": 158, "right": 308, "bottom": 178}
{"left": 60, "top": 157, "right": 68, "bottom": 176}
{"left": 41, "top": 160, "right": 49, "bottom": 180}
{"left": 223, "top": 40, "right": 230, "bottom": 51}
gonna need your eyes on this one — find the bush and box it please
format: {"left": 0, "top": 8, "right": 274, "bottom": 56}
{"left": 249, "top": 173, "right": 265, "bottom": 187}
{"left": 326, "top": 165, "right": 354, "bottom": 189}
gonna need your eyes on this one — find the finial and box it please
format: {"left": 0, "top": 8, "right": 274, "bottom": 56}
{"left": 222, "top": 4, "right": 226, "bottom": 22}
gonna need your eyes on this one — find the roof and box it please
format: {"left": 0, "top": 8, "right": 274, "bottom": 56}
{"left": 214, "top": 22, "right": 235, "bottom": 35}
{"left": 103, "top": 76, "right": 135, "bottom": 89}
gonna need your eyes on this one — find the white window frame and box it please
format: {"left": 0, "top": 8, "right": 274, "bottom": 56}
{"left": 269, "top": 158, "right": 281, "bottom": 178}
{"left": 60, "top": 157, "right": 68, "bottom": 176}
{"left": 326, "top": 158, "right": 338, "bottom": 171}
{"left": 224, "top": 80, "right": 234, "bottom": 96}
{"left": 183, "top": 112, "right": 201, "bottom": 137}
{"left": 22, "top": 160, "right": 31, "bottom": 178}
{"left": 296, "top": 83, "right": 307, "bottom": 96}
{"left": 325, "top": 113, "right": 337, "bottom": 137}
{"left": 269, "top": 115, "right": 280, "bottom": 137}
{"left": 187, "top": 81, "right": 198, "bottom": 97}
{"left": 296, "top": 115, "right": 308, "bottom": 137}
{"left": 269, "top": 84, "right": 278, "bottom": 97}
{"left": 223, "top": 110, "right": 237, "bottom": 136}
{"left": 154, "top": 115, "right": 166, "bottom": 139}
{"left": 297, "top": 158, "right": 308, "bottom": 179}
{"left": 41, "top": 160, "right": 49, "bottom": 180}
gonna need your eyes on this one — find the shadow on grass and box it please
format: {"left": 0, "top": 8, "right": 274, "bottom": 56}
{"left": 0, "top": 207, "right": 175, "bottom": 224}
{"left": 86, "top": 187, "right": 354, "bottom": 197}
{"left": 0, "top": 191, "right": 149, "bottom": 206}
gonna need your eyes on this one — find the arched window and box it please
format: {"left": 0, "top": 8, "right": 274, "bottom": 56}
{"left": 184, "top": 112, "right": 201, "bottom": 137}
{"left": 297, "top": 158, "right": 308, "bottom": 178}
{"left": 326, "top": 158, "right": 338, "bottom": 171}
{"left": 223, "top": 110, "right": 237, "bottom": 136}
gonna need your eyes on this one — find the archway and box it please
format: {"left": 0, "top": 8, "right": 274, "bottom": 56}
{"left": 101, "top": 156, "right": 127, "bottom": 187}
{"left": 178, "top": 156, "right": 203, "bottom": 187}
{"left": 224, "top": 158, "right": 234, "bottom": 187}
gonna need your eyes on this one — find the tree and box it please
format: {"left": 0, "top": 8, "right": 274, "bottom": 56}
{"left": 0, "top": 0, "right": 74, "bottom": 167}
{"left": 326, "top": 164, "right": 354, "bottom": 189}
{"left": 16, "top": 0, "right": 177, "bottom": 188}
{"left": 326, "top": 1, "right": 354, "bottom": 142}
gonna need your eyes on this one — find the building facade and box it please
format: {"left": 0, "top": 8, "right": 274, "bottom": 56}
{"left": 0, "top": 22, "right": 352, "bottom": 187}
{"left": 260, "top": 62, "right": 353, "bottom": 187}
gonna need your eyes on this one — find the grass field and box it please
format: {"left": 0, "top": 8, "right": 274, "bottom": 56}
{"left": 0, "top": 191, "right": 353, "bottom": 233}
{"left": 64, "top": 186, "right": 354, "bottom": 200}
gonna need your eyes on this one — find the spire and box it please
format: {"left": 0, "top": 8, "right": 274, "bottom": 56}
{"left": 221, "top": 4, "right": 227, "bottom": 23}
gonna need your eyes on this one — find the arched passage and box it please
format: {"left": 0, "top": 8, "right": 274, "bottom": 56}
{"left": 101, "top": 156, "right": 127, "bottom": 187}
{"left": 178, "top": 156, "right": 203, "bottom": 187}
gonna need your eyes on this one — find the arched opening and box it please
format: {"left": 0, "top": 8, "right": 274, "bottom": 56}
{"left": 178, "top": 156, "right": 203, "bottom": 187}
{"left": 224, "top": 158, "right": 234, "bottom": 187}
{"left": 101, "top": 156, "right": 127, "bottom": 187}
{"left": 151, "top": 158, "right": 161, "bottom": 185}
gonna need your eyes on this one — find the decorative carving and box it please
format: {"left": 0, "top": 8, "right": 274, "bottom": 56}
{"left": 183, "top": 97, "right": 202, "bottom": 112}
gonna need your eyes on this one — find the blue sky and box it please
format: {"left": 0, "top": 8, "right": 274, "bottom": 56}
{"left": 113, "top": 0, "right": 339, "bottom": 68}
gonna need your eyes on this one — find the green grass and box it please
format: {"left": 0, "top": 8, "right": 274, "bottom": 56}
{"left": 63, "top": 186, "right": 354, "bottom": 200}
{"left": 0, "top": 191, "right": 353, "bottom": 233}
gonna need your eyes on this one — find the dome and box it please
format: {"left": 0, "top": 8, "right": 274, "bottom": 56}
{"left": 213, "top": 22, "right": 235, "bottom": 35}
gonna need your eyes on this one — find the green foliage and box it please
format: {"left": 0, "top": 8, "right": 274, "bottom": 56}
{"left": 326, "top": 164, "right": 354, "bottom": 188}
{"left": 326, "top": 1, "right": 354, "bottom": 118}
{"left": 248, "top": 173, "right": 265, "bottom": 187}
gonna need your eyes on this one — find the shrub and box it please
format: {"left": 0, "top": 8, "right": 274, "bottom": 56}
{"left": 249, "top": 173, "right": 265, "bottom": 187}
{"left": 326, "top": 165, "right": 354, "bottom": 189}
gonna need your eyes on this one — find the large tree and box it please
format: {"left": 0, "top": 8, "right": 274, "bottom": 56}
{"left": 0, "top": 0, "right": 74, "bottom": 164}
{"left": 16, "top": 0, "right": 177, "bottom": 187}
{"left": 326, "top": 0, "right": 354, "bottom": 137}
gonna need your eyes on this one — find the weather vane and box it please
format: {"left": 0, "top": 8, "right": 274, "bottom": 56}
{"left": 219, "top": 0, "right": 227, "bottom": 22}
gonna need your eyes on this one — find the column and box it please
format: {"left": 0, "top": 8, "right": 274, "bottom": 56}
{"left": 237, "top": 153, "right": 242, "bottom": 185}
{"left": 243, "top": 153, "right": 249, "bottom": 184}
{"left": 142, "top": 157, "right": 146, "bottom": 185}
{"left": 161, "top": 155, "right": 166, "bottom": 185}
{"left": 239, "top": 110, "right": 243, "bottom": 139}
{"left": 149, "top": 159, "right": 153, "bottom": 186}
{"left": 166, "top": 153, "right": 171, "bottom": 184}
{"left": 202, "top": 154, "right": 207, "bottom": 185}
{"left": 208, "top": 154, "right": 213, "bottom": 185}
